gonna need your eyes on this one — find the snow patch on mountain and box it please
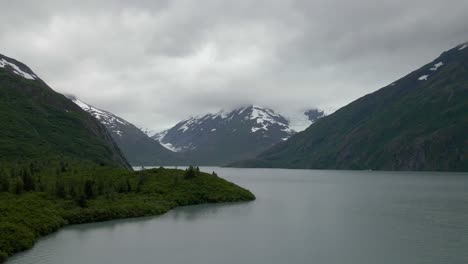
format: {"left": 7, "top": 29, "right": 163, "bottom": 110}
{"left": 152, "top": 130, "right": 181, "bottom": 152}
{"left": 160, "top": 142, "right": 182, "bottom": 152}
{"left": 152, "top": 105, "right": 296, "bottom": 152}
{"left": 141, "top": 128, "right": 157, "bottom": 137}
{"left": 430, "top": 62, "right": 444, "bottom": 71}
{"left": 0, "top": 58, "right": 37, "bottom": 80}
{"left": 418, "top": 75, "right": 429, "bottom": 81}
{"left": 212, "top": 110, "right": 229, "bottom": 119}
{"left": 247, "top": 105, "right": 288, "bottom": 133}
{"left": 459, "top": 44, "right": 467, "bottom": 50}
{"left": 153, "top": 130, "right": 167, "bottom": 141}
{"left": 72, "top": 98, "right": 130, "bottom": 136}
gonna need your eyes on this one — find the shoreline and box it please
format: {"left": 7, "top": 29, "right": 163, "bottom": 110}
{"left": 0, "top": 168, "right": 255, "bottom": 263}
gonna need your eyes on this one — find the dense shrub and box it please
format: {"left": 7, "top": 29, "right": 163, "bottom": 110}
{"left": 0, "top": 165, "right": 255, "bottom": 263}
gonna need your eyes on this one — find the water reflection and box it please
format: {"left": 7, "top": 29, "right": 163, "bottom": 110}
{"left": 170, "top": 202, "right": 253, "bottom": 221}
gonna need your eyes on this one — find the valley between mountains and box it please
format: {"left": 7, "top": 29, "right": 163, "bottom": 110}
{"left": 0, "top": 40, "right": 467, "bottom": 263}
{"left": 0, "top": 53, "right": 255, "bottom": 263}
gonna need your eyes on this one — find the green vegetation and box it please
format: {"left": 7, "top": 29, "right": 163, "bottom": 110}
{"left": 0, "top": 163, "right": 255, "bottom": 263}
{"left": 230, "top": 43, "right": 468, "bottom": 171}
{"left": 0, "top": 67, "right": 129, "bottom": 168}
{"left": 0, "top": 55, "right": 255, "bottom": 263}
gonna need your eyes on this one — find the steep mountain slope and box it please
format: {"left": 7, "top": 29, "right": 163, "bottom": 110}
{"left": 70, "top": 97, "right": 184, "bottom": 166}
{"left": 0, "top": 53, "right": 130, "bottom": 168}
{"left": 230, "top": 42, "right": 468, "bottom": 171}
{"left": 153, "top": 105, "right": 294, "bottom": 165}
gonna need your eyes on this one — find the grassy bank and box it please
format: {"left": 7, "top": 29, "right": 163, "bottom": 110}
{"left": 0, "top": 167, "right": 255, "bottom": 263}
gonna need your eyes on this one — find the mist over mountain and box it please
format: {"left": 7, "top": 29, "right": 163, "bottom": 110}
{"left": 152, "top": 105, "right": 296, "bottom": 165}
{"left": 229, "top": 42, "right": 468, "bottom": 171}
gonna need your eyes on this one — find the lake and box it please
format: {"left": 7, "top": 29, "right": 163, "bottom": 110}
{"left": 6, "top": 168, "right": 468, "bottom": 264}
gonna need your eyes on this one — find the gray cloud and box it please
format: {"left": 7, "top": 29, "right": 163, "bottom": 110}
{"left": 1, "top": 0, "right": 467, "bottom": 131}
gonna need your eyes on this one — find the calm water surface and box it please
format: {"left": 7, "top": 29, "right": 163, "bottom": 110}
{"left": 7, "top": 168, "right": 468, "bottom": 264}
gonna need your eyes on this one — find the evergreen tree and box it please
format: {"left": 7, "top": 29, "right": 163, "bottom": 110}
{"left": 14, "top": 177, "right": 24, "bottom": 194}
{"left": 69, "top": 184, "right": 77, "bottom": 198}
{"left": 75, "top": 195, "right": 88, "bottom": 208}
{"left": 97, "top": 178, "right": 105, "bottom": 195}
{"left": 55, "top": 180, "right": 66, "bottom": 198}
{"left": 84, "top": 180, "right": 96, "bottom": 199}
{"left": 136, "top": 177, "right": 143, "bottom": 193}
{"left": 60, "top": 161, "right": 67, "bottom": 173}
{"left": 0, "top": 168, "right": 9, "bottom": 192}
{"left": 184, "top": 166, "right": 196, "bottom": 179}
{"left": 117, "top": 180, "right": 130, "bottom": 193}
{"left": 22, "top": 168, "right": 35, "bottom": 192}
{"left": 126, "top": 179, "right": 132, "bottom": 193}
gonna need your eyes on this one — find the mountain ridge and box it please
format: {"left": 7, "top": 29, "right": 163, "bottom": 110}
{"left": 70, "top": 97, "right": 185, "bottom": 166}
{"left": 228, "top": 42, "right": 468, "bottom": 171}
{"left": 152, "top": 105, "right": 296, "bottom": 165}
{"left": 0, "top": 53, "right": 131, "bottom": 169}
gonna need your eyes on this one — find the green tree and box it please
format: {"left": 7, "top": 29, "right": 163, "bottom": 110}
{"left": 117, "top": 180, "right": 130, "bottom": 193}
{"left": 97, "top": 178, "right": 105, "bottom": 195}
{"left": 55, "top": 179, "right": 66, "bottom": 198}
{"left": 69, "top": 184, "right": 77, "bottom": 198}
{"left": 22, "top": 168, "right": 35, "bottom": 192}
{"left": 75, "top": 194, "right": 88, "bottom": 208}
{"left": 126, "top": 179, "right": 132, "bottom": 193}
{"left": 184, "top": 166, "right": 196, "bottom": 179}
{"left": 14, "top": 177, "right": 24, "bottom": 194}
{"left": 84, "top": 180, "right": 96, "bottom": 199}
{"left": 0, "top": 168, "right": 9, "bottom": 192}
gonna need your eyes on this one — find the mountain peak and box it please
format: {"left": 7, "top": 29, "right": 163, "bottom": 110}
{"left": 0, "top": 54, "right": 39, "bottom": 80}
{"left": 152, "top": 105, "right": 295, "bottom": 164}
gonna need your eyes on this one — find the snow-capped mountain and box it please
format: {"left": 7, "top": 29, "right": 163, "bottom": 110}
{"left": 0, "top": 55, "right": 39, "bottom": 81}
{"left": 228, "top": 41, "right": 468, "bottom": 171}
{"left": 152, "top": 105, "right": 296, "bottom": 165}
{"left": 71, "top": 97, "right": 130, "bottom": 137}
{"left": 69, "top": 96, "right": 184, "bottom": 166}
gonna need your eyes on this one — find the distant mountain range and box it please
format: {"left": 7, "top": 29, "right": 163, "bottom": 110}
{"left": 229, "top": 42, "right": 468, "bottom": 171}
{"left": 151, "top": 105, "right": 313, "bottom": 165}
{"left": 2, "top": 40, "right": 466, "bottom": 172}
{"left": 70, "top": 99, "right": 325, "bottom": 166}
{"left": 69, "top": 97, "right": 184, "bottom": 166}
{"left": 0, "top": 54, "right": 130, "bottom": 168}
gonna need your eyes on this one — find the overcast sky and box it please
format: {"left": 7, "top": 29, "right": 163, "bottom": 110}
{"left": 1, "top": 0, "right": 467, "bottom": 131}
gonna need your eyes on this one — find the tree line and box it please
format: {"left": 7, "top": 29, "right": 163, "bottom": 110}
{"left": 0, "top": 160, "right": 146, "bottom": 207}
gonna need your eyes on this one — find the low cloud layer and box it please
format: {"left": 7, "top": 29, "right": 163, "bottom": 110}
{"left": 1, "top": 0, "right": 467, "bottom": 131}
